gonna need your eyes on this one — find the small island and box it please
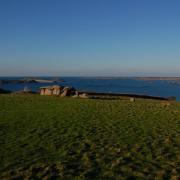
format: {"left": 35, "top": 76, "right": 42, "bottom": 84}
{"left": 0, "top": 78, "right": 65, "bottom": 84}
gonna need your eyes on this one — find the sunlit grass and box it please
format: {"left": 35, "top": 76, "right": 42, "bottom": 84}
{"left": 0, "top": 94, "right": 179, "bottom": 179}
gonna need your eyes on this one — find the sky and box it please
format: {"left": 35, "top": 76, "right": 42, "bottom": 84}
{"left": 0, "top": 0, "right": 180, "bottom": 76}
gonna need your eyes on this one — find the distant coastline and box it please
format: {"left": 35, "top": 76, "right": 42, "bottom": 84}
{"left": 75, "top": 76, "right": 180, "bottom": 81}
{"left": 1, "top": 76, "right": 180, "bottom": 84}
{"left": 0, "top": 78, "right": 64, "bottom": 84}
{"left": 135, "top": 77, "right": 180, "bottom": 81}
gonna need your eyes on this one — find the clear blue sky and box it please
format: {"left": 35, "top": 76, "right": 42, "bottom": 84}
{"left": 0, "top": 0, "right": 180, "bottom": 76}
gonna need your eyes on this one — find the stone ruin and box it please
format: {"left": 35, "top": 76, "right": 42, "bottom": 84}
{"left": 40, "top": 85, "right": 88, "bottom": 98}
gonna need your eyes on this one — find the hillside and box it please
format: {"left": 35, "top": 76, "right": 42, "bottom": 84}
{"left": 0, "top": 95, "right": 179, "bottom": 179}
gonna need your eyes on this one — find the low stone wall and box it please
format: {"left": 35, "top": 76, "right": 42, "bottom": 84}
{"left": 78, "top": 91, "right": 175, "bottom": 101}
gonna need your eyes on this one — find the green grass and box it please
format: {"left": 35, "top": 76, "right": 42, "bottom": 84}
{"left": 0, "top": 94, "right": 180, "bottom": 179}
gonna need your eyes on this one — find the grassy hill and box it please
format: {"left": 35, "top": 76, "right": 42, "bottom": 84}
{"left": 0, "top": 95, "right": 179, "bottom": 179}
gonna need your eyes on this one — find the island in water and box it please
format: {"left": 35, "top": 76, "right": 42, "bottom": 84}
{"left": 0, "top": 78, "right": 65, "bottom": 84}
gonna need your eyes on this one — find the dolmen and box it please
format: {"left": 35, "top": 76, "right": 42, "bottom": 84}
{"left": 40, "top": 85, "right": 89, "bottom": 98}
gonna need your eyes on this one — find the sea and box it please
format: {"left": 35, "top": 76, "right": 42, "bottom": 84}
{"left": 0, "top": 77, "right": 180, "bottom": 101}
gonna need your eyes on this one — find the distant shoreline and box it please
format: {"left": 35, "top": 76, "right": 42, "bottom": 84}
{"left": 135, "top": 77, "right": 180, "bottom": 81}
{"left": 1, "top": 76, "right": 180, "bottom": 84}
{"left": 0, "top": 78, "right": 64, "bottom": 84}
{"left": 70, "top": 76, "right": 180, "bottom": 83}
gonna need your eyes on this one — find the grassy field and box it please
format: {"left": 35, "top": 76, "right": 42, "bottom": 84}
{"left": 0, "top": 94, "right": 180, "bottom": 179}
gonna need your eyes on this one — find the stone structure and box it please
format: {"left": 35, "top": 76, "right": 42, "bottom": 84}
{"left": 40, "top": 85, "right": 63, "bottom": 96}
{"left": 61, "top": 87, "right": 70, "bottom": 97}
{"left": 40, "top": 85, "right": 76, "bottom": 97}
{"left": 40, "top": 85, "right": 90, "bottom": 98}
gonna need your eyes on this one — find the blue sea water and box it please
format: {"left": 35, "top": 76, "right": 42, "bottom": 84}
{"left": 0, "top": 77, "right": 180, "bottom": 101}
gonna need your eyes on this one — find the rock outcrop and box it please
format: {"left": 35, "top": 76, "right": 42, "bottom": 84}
{"left": 61, "top": 87, "right": 71, "bottom": 97}
{"left": 40, "top": 85, "right": 87, "bottom": 98}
